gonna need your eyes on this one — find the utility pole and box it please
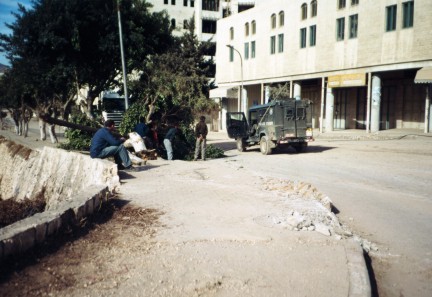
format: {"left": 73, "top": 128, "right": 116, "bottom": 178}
{"left": 117, "top": 0, "right": 129, "bottom": 110}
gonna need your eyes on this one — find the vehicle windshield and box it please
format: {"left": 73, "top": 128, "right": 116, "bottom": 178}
{"left": 102, "top": 99, "right": 125, "bottom": 112}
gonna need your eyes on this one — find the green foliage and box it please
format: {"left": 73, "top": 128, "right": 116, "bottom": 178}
{"left": 59, "top": 112, "right": 101, "bottom": 151}
{"left": 204, "top": 144, "right": 225, "bottom": 159}
{"left": 269, "top": 83, "right": 291, "bottom": 100}
{"left": 118, "top": 100, "right": 150, "bottom": 135}
{"left": 128, "top": 17, "right": 217, "bottom": 128}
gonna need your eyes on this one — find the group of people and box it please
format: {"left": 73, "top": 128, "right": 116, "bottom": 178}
{"left": 89, "top": 115, "right": 208, "bottom": 170}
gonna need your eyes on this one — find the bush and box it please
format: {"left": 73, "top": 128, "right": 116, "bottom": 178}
{"left": 59, "top": 112, "right": 101, "bottom": 151}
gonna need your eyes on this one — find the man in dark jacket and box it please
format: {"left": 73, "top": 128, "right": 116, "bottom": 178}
{"left": 163, "top": 123, "right": 178, "bottom": 160}
{"left": 90, "top": 120, "right": 136, "bottom": 171}
{"left": 194, "top": 116, "right": 208, "bottom": 161}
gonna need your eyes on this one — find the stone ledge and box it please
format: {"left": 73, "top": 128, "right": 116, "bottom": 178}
{"left": 0, "top": 185, "right": 111, "bottom": 262}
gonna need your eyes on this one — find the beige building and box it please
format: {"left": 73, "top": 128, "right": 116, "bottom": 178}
{"left": 213, "top": 0, "right": 432, "bottom": 133}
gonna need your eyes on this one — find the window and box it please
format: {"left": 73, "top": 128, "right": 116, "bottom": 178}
{"left": 245, "top": 23, "right": 249, "bottom": 36}
{"left": 309, "top": 25, "right": 316, "bottom": 46}
{"left": 229, "top": 46, "right": 234, "bottom": 62}
{"left": 183, "top": 19, "right": 188, "bottom": 29}
{"left": 403, "top": 1, "right": 414, "bottom": 28}
{"left": 252, "top": 21, "right": 256, "bottom": 34}
{"left": 244, "top": 42, "right": 249, "bottom": 60}
{"left": 351, "top": 0, "right": 359, "bottom": 5}
{"left": 279, "top": 11, "right": 285, "bottom": 27}
{"left": 300, "top": 28, "right": 307, "bottom": 48}
{"left": 171, "top": 0, "right": 176, "bottom": 5}
{"left": 301, "top": 3, "right": 307, "bottom": 20}
{"left": 164, "top": 0, "right": 168, "bottom": 4}
{"left": 191, "top": 0, "right": 194, "bottom": 7}
{"left": 271, "top": 14, "right": 276, "bottom": 29}
{"left": 349, "top": 14, "right": 358, "bottom": 38}
{"left": 338, "top": 0, "right": 346, "bottom": 9}
{"left": 230, "top": 27, "right": 234, "bottom": 40}
{"left": 183, "top": 0, "right": 187, "bottom": 6}
{"left": 336, "top": 17, "right": 345, "bottom": 40}
{"left": 171, "top": 19, "right": 176, "bottom": 29}
{"left": 202, "top": 20, "right": 216, "bottom": 34}
{"left": 386, "top": 5, "right": 397, "bottom": 31}
{"left": 251, "top": 41, "right": 256, "bottom": 58}
{"left": 278, "top": 33, "right": 284, "bottom": 53}
{"left": 270, "top": 36, "right": 276, "bottom": 54}
{"left": 202, "top": 0, "right": 219, "bottom": 12}
{"left": 311, "top": 0, "right": 317, "bottom": 17}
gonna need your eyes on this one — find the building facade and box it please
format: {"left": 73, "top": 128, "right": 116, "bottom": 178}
{"left": 213, "top": 0, "right": 432, "bottom": 133}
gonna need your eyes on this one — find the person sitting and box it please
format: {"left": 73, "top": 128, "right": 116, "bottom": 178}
{"left": 134, "top": 117, "right": 153, "bottom": 149}
{"left": 90, "top": 120, "right": 137, "bottom": 171}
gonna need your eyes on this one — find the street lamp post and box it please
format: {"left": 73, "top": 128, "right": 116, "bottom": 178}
{"left": 117, "top": 0, "right": 129, "bottom": 110}
{"left": 226, "top": 45, "right": 244, "bottom": 112}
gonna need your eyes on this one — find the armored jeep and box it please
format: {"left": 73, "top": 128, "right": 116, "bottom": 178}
{"left": 226, "top": 98, "right": 314, "bottom": 155}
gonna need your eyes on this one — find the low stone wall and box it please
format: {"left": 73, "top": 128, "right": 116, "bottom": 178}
{"left": 0, "top": 138, "right": 120, "bottom": 261}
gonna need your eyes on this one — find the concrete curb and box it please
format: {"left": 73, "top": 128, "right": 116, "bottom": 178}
{"left": 345, "top": 239, "right": 372, "bottom": 297}
{"left": 0, "top": 186, "right": 110, "bottom": 262}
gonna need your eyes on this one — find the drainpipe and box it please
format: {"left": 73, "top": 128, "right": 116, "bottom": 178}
{"left": 425, "top": 85, "right": 430, "bottom": 133}
{"left": 366, "top": 73, "right": 372, "bottom": 133}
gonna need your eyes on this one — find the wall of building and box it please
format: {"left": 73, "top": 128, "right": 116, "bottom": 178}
{"left": 215, "top": 0, "right": 432, "bottom": 131}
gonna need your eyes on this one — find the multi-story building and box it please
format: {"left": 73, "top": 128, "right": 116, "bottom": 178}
{"left": 213, "top": 0, "right": 432, "bottom": 133}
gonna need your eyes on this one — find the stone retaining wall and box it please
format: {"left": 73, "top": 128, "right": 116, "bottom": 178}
{"left": 0, "top": 139, "right": 120, "bottom": 261}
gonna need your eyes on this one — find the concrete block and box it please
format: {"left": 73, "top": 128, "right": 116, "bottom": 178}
{"left": 2, "top": 238, "right": 17, "bottom": 258}
{"left": 85, "top": 198, "right": 94, "bottom": 215}
{"left": 0, "top": 240, "right": 4, "bottom": 261}
{"left": 72, "top": 203, "right": 86, "bottom": 222}
{"left": 46, "top": 215, "right": 62, "bottom": 236}
{"left": 34, "top": 222, "right": 48, "bottom": 244}
{"left": 17, "top": 227, "right": 36, "bottom": 253}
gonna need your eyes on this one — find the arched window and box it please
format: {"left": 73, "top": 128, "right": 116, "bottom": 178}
{"left": 279, "top": 11, "right": 285, "bottom": 27}
{"left": 230, "top": 27, "right": 234, "bottom": 40}
{"left": 271, "top": 13, "right": 276, "bottom": 29}
{"left": 311, "top": 0, "right": 317, "bottom": 17}
{"left": 301, "top": 3, "right": 307, "bottom": 20}
{"left": 245, "top": 22, "right": 249, "bottom": 36}
{"left": 252, "top": 20, "right": 256, "bottom": 34}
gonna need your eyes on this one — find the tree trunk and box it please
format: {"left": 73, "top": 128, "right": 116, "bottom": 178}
{"left": 48, "top": 124, "right": 58, "bottom": 143}
{"left": 23, "top": 121, "right": 29, "bottom": 137}
{"left": 39, "top": 118, "right": 47, "bottom": 141}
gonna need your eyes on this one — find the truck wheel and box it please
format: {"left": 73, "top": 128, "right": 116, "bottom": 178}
{"left": 236, "top": 138, "right": 246, "bottom": 152}
{"left": 260, "top": 136, "right": 272, "bottom": 155}
{"left": 294, "top": 143, "right": 308, "bottom": 153}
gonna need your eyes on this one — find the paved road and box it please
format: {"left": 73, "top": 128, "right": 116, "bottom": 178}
{"left": 210, "top": 133, "right": 432, "bottom": 297}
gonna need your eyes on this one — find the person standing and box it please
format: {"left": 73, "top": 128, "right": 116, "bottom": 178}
{"left": 194, "top": 116, "right": 208, "bottom": 161}
{"left": 163, "top": 123, "right": 178, "bottom": 160}
{"left": 90, "top": 120, "right": 136, "bottom": 171}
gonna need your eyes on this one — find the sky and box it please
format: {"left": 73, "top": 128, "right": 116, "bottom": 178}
{"left": 0, "top": 0, "right": 33, "bottom": 66}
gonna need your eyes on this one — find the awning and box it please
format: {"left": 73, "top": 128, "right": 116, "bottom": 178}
{"left": 209, "top": 87, "right": 237, "bottom": 98}
{"left": 414, "top": 67, "right": 432, "bottom": 83}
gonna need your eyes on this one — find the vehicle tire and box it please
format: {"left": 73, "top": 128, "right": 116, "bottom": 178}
{"left": 236, "top": 138, "right": 246, "bottom": 152}
{"left": 294, "top": 143, "right": 308, "bottom": 153}
{"left": 260, "top": 136, "right": 273, "bottom": 155}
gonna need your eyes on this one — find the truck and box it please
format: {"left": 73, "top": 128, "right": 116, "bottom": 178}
{"left": 226, "top": 98, "right": 314, "bottom": 155}
{"left": 100, "top": 91, "right": 126, "bottom": 127}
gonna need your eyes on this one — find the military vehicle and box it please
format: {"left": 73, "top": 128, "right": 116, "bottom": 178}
{"left": 226, "top": 98, "right": 314, "bottom": 155}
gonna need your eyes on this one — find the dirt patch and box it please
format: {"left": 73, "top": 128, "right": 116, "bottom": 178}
{"left": 0, "top": 188, "right": 47, "bottom": 228}
{"left": 0, "top": 199, "right": 164, "bottom": 297}
{"left": 0, "top": 136, "right": 33, "bottom": 160}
